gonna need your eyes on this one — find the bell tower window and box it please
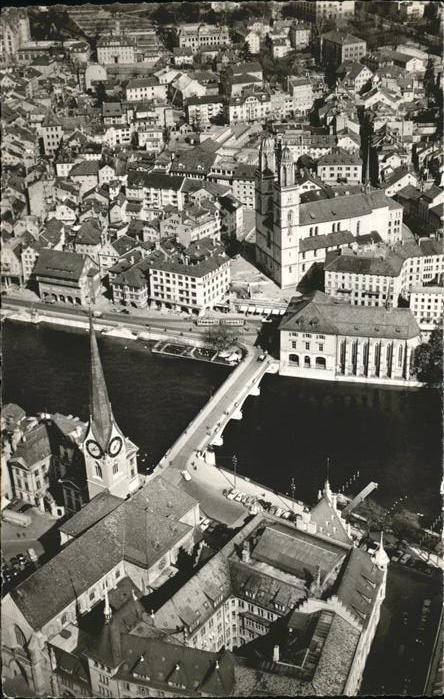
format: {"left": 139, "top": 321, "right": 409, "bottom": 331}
{"left": 95, "top": 463, "right": 103, "bottom": 479}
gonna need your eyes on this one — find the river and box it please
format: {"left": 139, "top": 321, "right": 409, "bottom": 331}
{"left": 2, "top": 319, "right": 442, "bottom": 696}
{"left": 3, "top": 320, "right": 441, "bottom": 519}
{"left": 2, "top": 321, "right": 231, "bottom": 468}
{"left": 216, "top": 373, "right": 442, "bottom": 525}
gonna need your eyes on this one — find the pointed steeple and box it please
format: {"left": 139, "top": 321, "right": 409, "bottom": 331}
{"left": 104, "top": 585, "right": 112, "bottom": 623}
{"left": 89, "top": 314, "right": 116, "bottom": 450}
{"left": 372, "top": 531, "right": 389, "bottom": 570}
{"left": 323, "top": 478, "right": 332, "bottom": 500}
{"left": 363, "top": 140, "right": 371, "bottom": 189}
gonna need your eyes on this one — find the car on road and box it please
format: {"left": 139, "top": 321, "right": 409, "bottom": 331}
{"left": 119, "top": 308, "right": 130, "bottom": 314}
{"left": 400, "top": 553, "right": 411, "bottom": 564}
{"left": 223, "top": 489, "right": 238, "bottom": 500}
{"left": 367, "top": 544, "right": 379, "bottom": 556}
{"left": 181, "top": 470, "right": 191, "bottom": 482}
{"left": 257, "top": 353, "right": 267, "bottom": 362}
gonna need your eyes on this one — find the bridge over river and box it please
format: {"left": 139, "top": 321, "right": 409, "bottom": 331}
{"left": 156, "top": 345, "right": 276, "bottom": 484}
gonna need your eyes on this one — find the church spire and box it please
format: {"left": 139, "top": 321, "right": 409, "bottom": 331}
{"left": 363, "top": 140, "right": 370, "bottom": 188}
{"left": 372, "top": 531, "right": 390, "bottom": 570}
{"left": 89, "top": 314, "right": 116, "bottom": 450}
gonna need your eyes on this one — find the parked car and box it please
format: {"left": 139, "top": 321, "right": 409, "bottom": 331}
{"left": 181, "top": 470, "right": 191, "bottom": 482}
{"left": 400, "top": 553, "right": 411, "bottom": 564}
{"left": 27, "top": 548, "right": 38, "bottom": 563}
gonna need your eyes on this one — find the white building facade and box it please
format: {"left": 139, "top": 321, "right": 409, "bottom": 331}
{"left": 279, "top": 292, "right": 421, "bottom": 386}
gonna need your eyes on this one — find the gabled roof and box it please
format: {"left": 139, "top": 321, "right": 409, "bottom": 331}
{"left": 318, "top": 148, "right": 362, "bottom": 166}
{"left": 10, "top": 477, "right": 196, "bottom": 629}
{"left": 9, "top": 423, "right": 51, "bottom": 470}
{"left": 69, "top": 160, "right": 100, "bottom": 178}
{"left": 33, "top": 249, "right": 88, "bottom": 282}
{"left": 251, "top": 524, "right": 348, "bottom": 579}
{"left": 279, "top": 291, "right": 420, "bottom": 340}
{"left": 322, "top": 31, "right": 366, "bottom": 46}
{"left": 310, "top": 491, "right": 352, "bottom": 545}
{"left": 75, "top": 219, "right": 102, "bottom": 246}
{"left": 299, "top": 229, "right": 354, "bottom": 252}
{"left": 299, "top": 190, "right": 396, "bottom": 226}
{"left": 325, "top": 253, "right": 403, "bottom": 277}
{"left": 336, "top": 548, "right": 384, "bottom": 627}
{"left": 58, "top": 491, "right": 122, "bottom": 539}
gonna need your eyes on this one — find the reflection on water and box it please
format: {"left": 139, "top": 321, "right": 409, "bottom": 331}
{"left": 3, "top": 321, "right": 441, "bottom": 522}
{"left": 2, "top": 321, "right": 230, "bottom": 467}
{"left": 217, "top": 374, "right": 442, "bottom": 522}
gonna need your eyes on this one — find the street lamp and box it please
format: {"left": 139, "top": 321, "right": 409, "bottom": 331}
{"left": 232, "top": 454, "right": 238, "bottom": 490}
{"left": 290, "top": 477, "right": 296, "bottom": 510}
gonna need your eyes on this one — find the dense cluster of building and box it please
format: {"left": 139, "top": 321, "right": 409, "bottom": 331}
{"left": 1, "top": 3, "right": 442, "bottom": 382}
{"left": 1, "top": 3, "right": 443, "bottom": 697}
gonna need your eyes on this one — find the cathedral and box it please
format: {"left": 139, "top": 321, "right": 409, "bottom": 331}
{"left": 255, "top": 136, "right": 404, "bottom": 288}
{"left": 60, "top": 316, "right": 140, "bottom": 512}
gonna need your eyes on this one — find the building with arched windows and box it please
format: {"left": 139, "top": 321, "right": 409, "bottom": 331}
{"left": 279, "top": 291, "right": 421, "bottom": 385}
{"left": 1, "top": 475, "right": 388, "bottom": 698}
{"left": 255, "top": 137, "right": 403, "bottom": 289}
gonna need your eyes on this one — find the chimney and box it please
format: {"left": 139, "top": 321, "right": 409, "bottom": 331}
{"left": 273, "top": 644, "right": 280, "bottom": 663}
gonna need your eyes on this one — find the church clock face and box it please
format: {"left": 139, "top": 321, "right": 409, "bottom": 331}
{"left": 108, "top": 436, "right": 123, "bottom": 457}
{"left": 86, "top": 440, "right": 103, "bottom": 459}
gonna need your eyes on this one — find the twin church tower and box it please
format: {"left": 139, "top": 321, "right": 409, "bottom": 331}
{"left": 255, "top": 137, "right": 303, "bottom": 289}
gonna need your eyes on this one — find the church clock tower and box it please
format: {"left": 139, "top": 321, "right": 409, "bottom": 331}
{"left": 83, "top": 316, "right": 140, "bottom": 501}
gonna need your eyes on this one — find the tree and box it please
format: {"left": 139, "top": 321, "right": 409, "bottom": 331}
{"left": 282, "top": 2, "right": 300, "bottom": 19}
{"left": 424, "top": 57, "right": 435, "bottom": 93}
{"left": 151, "top": 5, "right": 175, "bottom": 25}
{"left": 177, "top": 2, "right": 201, "bottom": 24}
{"left": 204, "top": 325, "right": 238, "bottom": 352}
{"left": 412, "top": 321, "right": 443, "bottom": 386}
{"left": 241, "top": 40, "right": 253, "bottom": 62}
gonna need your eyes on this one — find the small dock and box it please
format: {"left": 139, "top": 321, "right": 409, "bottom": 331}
{"left": 151, "top": 340, "right": 241, "bottom": 367}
